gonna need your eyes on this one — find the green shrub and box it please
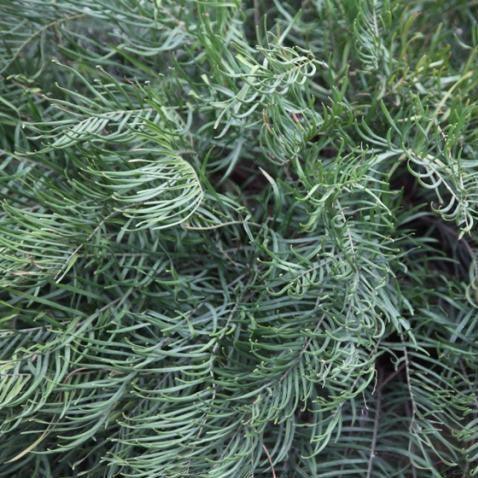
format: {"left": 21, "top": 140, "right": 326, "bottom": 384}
{"left": 0, "top": 1, "right": 477, "bottom": 476}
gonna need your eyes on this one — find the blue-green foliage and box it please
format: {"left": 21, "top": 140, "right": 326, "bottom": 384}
{"left": 0, "top": 1, "right": 477, "bottom": 476}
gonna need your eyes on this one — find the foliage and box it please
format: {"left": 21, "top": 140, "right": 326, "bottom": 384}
{"left": 0, "top": 0, "right": 477, "bottom": 476}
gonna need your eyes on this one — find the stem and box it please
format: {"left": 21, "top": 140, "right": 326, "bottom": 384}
{"left": 253, "top": 0, "right": 260, "bottom": 42}
{"left": 366, "top": 371, "right": 383, "bottom": 478}
{"left": 262, "top": 444, "right": 277, "bottom": 478}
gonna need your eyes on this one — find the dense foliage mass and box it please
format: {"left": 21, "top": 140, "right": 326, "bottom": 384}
{"left": 0, "top": 1, "right": 477, "bottom": 476}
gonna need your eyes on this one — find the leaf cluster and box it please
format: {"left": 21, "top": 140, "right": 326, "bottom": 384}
{"left": 0, "top": 1, "right": 477, "bottom": 477}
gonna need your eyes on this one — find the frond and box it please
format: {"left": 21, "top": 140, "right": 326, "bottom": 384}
{"left": 0, "top": 0, "right": 477, "bottom": 476}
